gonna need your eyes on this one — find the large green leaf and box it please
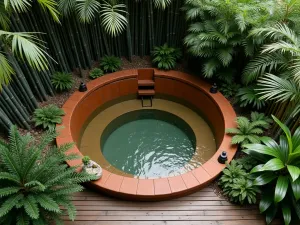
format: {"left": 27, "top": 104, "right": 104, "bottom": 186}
{"left": 243, "top": 143, "right": 282, "bottom": 159}
{"left": 272, "top": 115, "right": 293, "bottom": 153}
{"left": 291, "top": 178, "right": 300, "bottom": 201}
{"left": 250, "top": 164, "right": 264, "bottom": 173}
{"left": 259, "top": 191, "right": 273, "bottom": 213}
{"left": 253, "top": 173, "right": 277, "bottom": 186}
{"left": 265, "top": 204, "right": 278, "bottom": 225}
{"left": 292, "top": 197, "right": 300, "bottom": 219}
{"left": 282, "top": 202, "right": 291, "bottom": 225}
{"left": 274, "top": 176, "right": 289, "bottom": 203}
{"left": 287, "top": 165, "right": 300, "bottom": 181}
{"left": 292, "top": 127, "right": 300, "bottom": 151}
{"left": 288, "top": 152, "right": 300, "bottom": 164}
{"left": 261, "top": 158, "right": 284, "bottom": 171}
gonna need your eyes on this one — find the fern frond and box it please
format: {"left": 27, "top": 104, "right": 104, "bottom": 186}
{"left": 35, "top": 194, "right": 60, "bottom": 213}
{"left": 0, "top": 187, "right": 21, "bottom": 198}
{"left": 231, "top": 135, "right": 246, "bottom": 145}
{"left": 226, "top": 128, "right": 242, "bottom": 135}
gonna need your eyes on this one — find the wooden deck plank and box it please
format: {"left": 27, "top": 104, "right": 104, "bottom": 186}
{"left": 63, "top": 215, "right": 265, "bottom": 221}
{"left": 65, "top": 188, "right": 285, "bottom": 225}
{"left": 63, "top": 220, "right": 284, "bottom": 225}
{"left": 74, "top": 209, "right": 261, "bottom": 216}
{"left": 71, "top": 200, "right": 234, "bottom": 206}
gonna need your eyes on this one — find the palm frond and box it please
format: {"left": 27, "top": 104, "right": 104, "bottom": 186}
{"left": 257, "top": 73, "right": 300, "bottom": 102}
{"left": 242, "top": 53, "right": 288, "bottom": 84}
{"left": 36, "top": 0, "right": 60, "bottom": 22}
{"left": 100, "top": 1, "right": 128, "bottom": 37}
{"left": 4, "top": 0, "right": 31, "bottom": 13}
{"left": 153, "top": 0, "right": 172, "bottom": 10}
{"left": 0, "top": 52, "right": 14, "bottom": 89}
{"left": 0, "top": 31, "right": 51, "bottom": 71}
{"left": 76, "top": 0, "right": 100, "bottom": 23}
{"left": 58, "top": 0, "right": 75, "bottom": 15}
{"left": 202, "top": 58, "right": 220, "bottom": 77}
{"left": 249, "top": 23, "right": 299, "bottom": 45}
{"left": 0, "top": 2, "right": 10, "bottom": 30}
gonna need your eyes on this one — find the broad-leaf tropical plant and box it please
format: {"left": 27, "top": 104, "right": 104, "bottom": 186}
{"left": 243, "top": 115, "right": 300, "bottom": 225}
{"left": 226, "top": 112, "right": 271, "bottom": 148}
{"left": 0, "top": 126, "right": 96, "bottom": 225}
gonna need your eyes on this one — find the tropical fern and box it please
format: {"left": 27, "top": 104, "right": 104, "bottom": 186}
{"left": 151, "top": 44, "right": 181, "bottom": 70}
{"left": 51, "top": 72, "right": 74, "bottom": 92}
{"left": 100, "top": 55, "right": 121, "bottom": 73}
{"left": 32, "top": 105, "right": 65, "bottom": 130}
{"left": 219, "top": 160, "right": 259, "bottom": 205}
{"left": 226, "top": 114, "right": 270, "bottom": 148}
{"left": 89, "top": 68, "right": 104, "bottom": 79}
{"left": 0, "top": 126, "right": 96, "bottom": 225}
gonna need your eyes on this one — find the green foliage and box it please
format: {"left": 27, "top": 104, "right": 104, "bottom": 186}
{"left": 89, "top": 68, "right": 104, "bottom": 79}
{"left": 244, "top": 115, "right": 300, "bottom": 225}
{"left": 226, "top": 112, "right": 271, "bottom": 148}
{"left": 219, "top": 82, "right": 241, "bottom": 98}
{"left": 0, "top": 31, "right": 52, "bottom": 90}
{"left": 183, "top": 0, "right": 272, "bottom": 79}
{"left": 100, "top": 55, "right": 121, "bottom": 73}
{"left": 219, "top": 160, "right": 259, "bottom": 204}
{"left": 242, "top": 23, "right": 300, "bottom": 120}
{"left": 58, "top": 0, "right": 128, "bottom": 37}
{"left": 51, "top": 72, "right": 73, "bottom": 92}
{"left": 151, "top": 44, "right": 181, "bottom": 70}
{"left": 236, "top": 85, "right": 266, "bottom": 110}
{"left": 0, "top": 126, "right": 96, "bottom": 225}
{"left": 33, "top": 105, "right": 65, "bottom": 131}
{"left": 82, "top": 156, "right": 91, "bottom": 165}
{"left": 235, "top": 155, "right": 258, "bottom": 172}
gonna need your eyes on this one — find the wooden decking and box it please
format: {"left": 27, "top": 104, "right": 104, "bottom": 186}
{"left": 63, "top": 187, "right": 285, "bottom": 225}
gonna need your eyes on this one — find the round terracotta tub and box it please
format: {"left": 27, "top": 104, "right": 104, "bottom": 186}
{"left": 56, "top": 69, "right": 237, "bottom": 201}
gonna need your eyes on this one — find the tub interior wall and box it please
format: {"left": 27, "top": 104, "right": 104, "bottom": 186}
{"left": 70, "top": 75, "right": 225, "bottom": 150}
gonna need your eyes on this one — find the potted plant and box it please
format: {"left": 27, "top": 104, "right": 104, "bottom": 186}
{"left": 82, "top": 156, "right": 102, "bottom": 180}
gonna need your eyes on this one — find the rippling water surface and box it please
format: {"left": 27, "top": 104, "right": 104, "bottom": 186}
{"left": 101, "top": 110, "right": 196, "bottom": 178}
